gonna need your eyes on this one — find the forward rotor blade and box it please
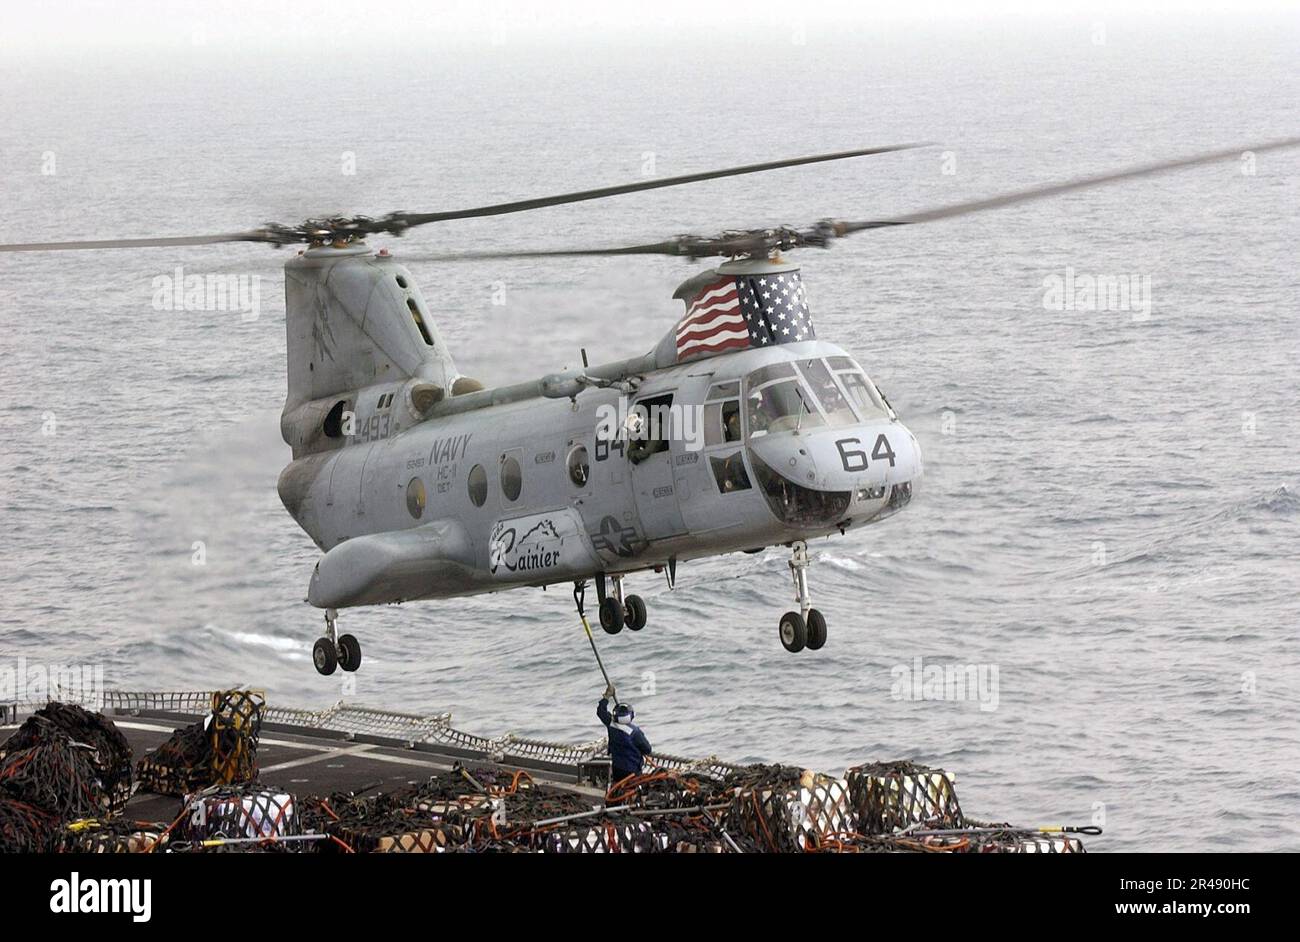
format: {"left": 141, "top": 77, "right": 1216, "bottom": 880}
{"left": 839, "top": 136, "right": 1300, "bottom": 233}
{"left": 387, "top": 143, "right": 931, "bottom": 229}
{"left": 0, "top": 144, "right": 928, "bottom": 253}
{"left": 0, "top": 231, "right": 268, "bottom": 253}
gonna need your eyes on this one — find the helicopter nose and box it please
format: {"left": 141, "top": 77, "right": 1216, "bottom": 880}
{"left": 753, "top": 420, "right": 922, "bottom": 492}
{"left": 745, "top": 421, "right": 922, "bottom": 529}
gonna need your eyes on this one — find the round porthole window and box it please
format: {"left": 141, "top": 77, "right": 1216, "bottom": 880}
{"left": 467, "top": 464, "right": 487, "bottom": 507}
{"left": 567, "top": 445, "right": 590, "bottom": 487}
{"left": 501, "top": 455, "right": 522, "bottom": 502}
{"left": 406, "top": 477, "right": 426, "bottom": 519}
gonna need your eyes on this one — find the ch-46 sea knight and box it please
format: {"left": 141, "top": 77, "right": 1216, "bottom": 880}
{"left": 3, "top": 137, "right": 1294, "bottom": 674}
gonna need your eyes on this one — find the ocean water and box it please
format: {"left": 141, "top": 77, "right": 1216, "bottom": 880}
{"left": 1, "top": 17, "right": 1298, "bottom": 851}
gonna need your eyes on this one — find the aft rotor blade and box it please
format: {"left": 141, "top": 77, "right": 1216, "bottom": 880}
{"left": 839, "top": 137, "right": 1300, "bottom": 233}
{"left": 405, "top": 240, "right": 691, "bottom": 261}
{"left": 0, "top": 231, "right": 270, "bottom": 253}
{"left": 419, "top": 137, "right": 1300, "bottom": 262}
{"left": 390, "top": 143, "right": 931, "bottom": 228}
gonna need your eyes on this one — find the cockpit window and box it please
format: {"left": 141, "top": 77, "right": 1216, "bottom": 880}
{"left": 750, "top": 452, "right": 850, "bottom": 526}
{"left": 795, "top": 359, "right": 857, "bottom": 428}
{"left": 837, "top": 371, "right": 889, "bottom": 419}
{"left": 704, "top": 399, "right": 743, "bottom": 446}
{"left": 746, "top": 362, "right": 796, "bottom": 387}
{"left": 826, "top": 355, "right": 891, "bottom": 419}
{"left": 722, "top": 400, "right": 741, "bottom": 441}
{"left": 710, "top": 452, "right": 752, "bottom": 493}
{"left": 744, "top": 357, "right": 894, "bottom": 435}
{"left": 746, "top": 379, "right": 824, "bottom": 437}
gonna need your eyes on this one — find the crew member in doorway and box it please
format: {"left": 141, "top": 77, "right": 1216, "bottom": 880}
{"left": 597, "top": 684, "right": 652, "bottom": 785}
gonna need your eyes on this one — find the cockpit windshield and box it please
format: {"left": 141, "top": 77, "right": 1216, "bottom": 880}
{"left": 745, "top": 363, "right": 824, "bottom": 438}
{"left": 744, "top": 356, "right": 891, "bottom": 437}
{"left": 794, "top": 359, "right": 857, "bottom": 428}
{"left": 826, "top": 356, "right": 891, "bottom": 420}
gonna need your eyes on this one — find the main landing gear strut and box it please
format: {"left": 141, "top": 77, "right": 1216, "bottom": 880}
{"left": 594, "top": 573, "right": 647, "bottom": 635}
{"left": 779, "top": 541, "right": 827, "bottom": 653}
{"left": 313, "top": 608, "right": 363, "bottom": 676}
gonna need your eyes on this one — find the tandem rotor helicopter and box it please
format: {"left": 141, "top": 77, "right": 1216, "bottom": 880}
{"left": 3, "top": 137, "right": 1295, "bottom": 674}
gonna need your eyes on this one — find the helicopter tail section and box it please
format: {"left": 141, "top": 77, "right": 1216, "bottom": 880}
{"left": 280, "top": 244, "right": 465, "bottom": 457}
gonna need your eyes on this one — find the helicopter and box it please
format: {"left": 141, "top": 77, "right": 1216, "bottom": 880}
{"left": 3, "top": 137, "right": 1295, "bottom": 675}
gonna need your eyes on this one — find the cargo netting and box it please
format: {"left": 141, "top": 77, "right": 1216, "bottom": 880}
{"left": 135, "top": 690, "right": 265, "bottom": 796}
{"left": 0, "top": 703, "right": 134, "bottom": 817}
{"left": 60, "top": 818, "right": 167, "bottom": 853}
{"left": 0, "top": 693, "right": 1091, "bottom": 853}
{"left": 846, "top": 760, "right": 965, "bottom": 833}
{"left": 169, "top": 784, "right": 301, "bottom": 847}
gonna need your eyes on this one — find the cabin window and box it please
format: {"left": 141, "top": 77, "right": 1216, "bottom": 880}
{"left": 396, "top": 275, "right": 408, "bottom": 289}
{"left": 406, "top": 477, "right": 426, "bottom": 519}
{"left": 467, "top": 464, "right": 488, "bottom": 507}
{"left": 500, "top": 455, "right": 522, "bottom": 502}
{"left": 627, "top": 393, "right": 674, "bottom": 464}
{"left": 407, "top": 298, "right": 435, "bottom": 346}
{"left": 710, "top": 452, "right": 752, "bottom": 493}
{"left": 567, "top": 445, "right": 590, "bottom": 487}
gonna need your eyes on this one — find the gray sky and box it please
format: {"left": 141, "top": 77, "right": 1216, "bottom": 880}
{"left": 3, "top": 0, "right": 1296, "bottom": 55}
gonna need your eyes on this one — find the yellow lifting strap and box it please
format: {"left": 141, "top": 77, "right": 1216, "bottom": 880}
{"left": 573, "top": 582, "right": 614, "bottom": 695}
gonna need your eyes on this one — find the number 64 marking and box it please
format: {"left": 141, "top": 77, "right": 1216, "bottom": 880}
{"left": 836, "top": 434, "right": 896, "bottom": 472}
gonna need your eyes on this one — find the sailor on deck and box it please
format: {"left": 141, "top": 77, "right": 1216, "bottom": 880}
{"left": 597, "top": 684, "right": 652, "bottom": 785}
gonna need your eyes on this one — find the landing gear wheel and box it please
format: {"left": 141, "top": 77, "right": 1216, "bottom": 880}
{"left": 599, "top": 596, "right": 624, "bottom": 634}
{"left": 779, "top": 611, "right": 807, "bottom": 653}
{"left": 624, "top": 595, "right": 647, "bottom": 631}
{"left": 313, "top": 638, "right": 338, "bottom": 675}
{"left": 337, "top": 634, "right": 362, "bottom": 672}
{"left": 805, "top": 609, "right": 827, "bottom": 650}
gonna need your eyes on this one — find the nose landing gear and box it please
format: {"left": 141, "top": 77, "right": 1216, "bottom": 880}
{"left": 597, "top": 574, "right": 647, "bottom": 634}
{"left": 780, "top": 541, "right": 827, "bottom": 653}
{"left": 313, "top": 608, "right": 363, "bottom": 675}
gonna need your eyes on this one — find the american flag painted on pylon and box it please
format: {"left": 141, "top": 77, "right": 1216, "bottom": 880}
{"left": 675, "top": 270, "right": 815, "bottom": 362}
